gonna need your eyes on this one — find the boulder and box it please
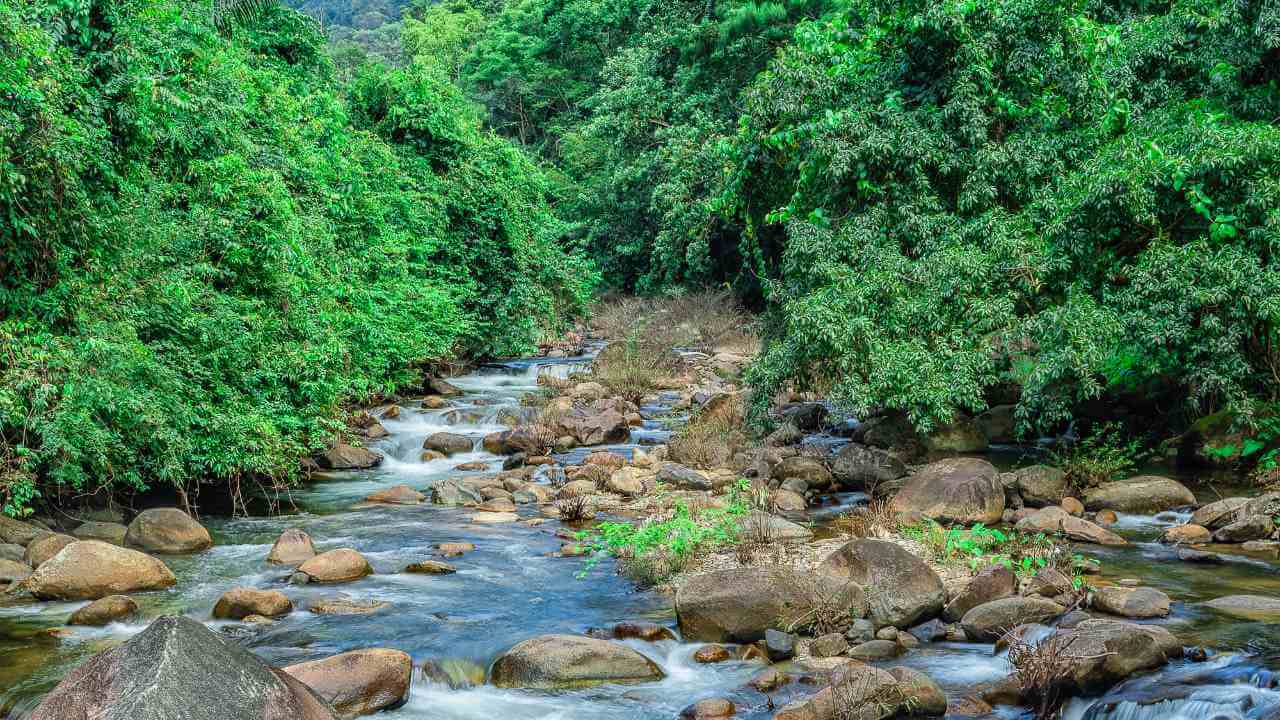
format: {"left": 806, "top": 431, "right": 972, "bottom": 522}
{"left": 28, "top": 615, "right": 336, "bottom": 720}
{"left": 961, "top": 597, "right": 1065, "bottom": 642}
{"left": 0, "top": 558, "right": 32, "bottom": 584}
{"left": 0, "top": 542, "right": 24, "bottom": 562}
{"left": 489, "top": 634, "right": 665, "bottom": 689}
{"left": 694, "top": 644, "right": 732, "bottom": 663}
{"left": 1160, "top": 524, "right": 1211, "bottom": 545}
{"left": 1054, "top": 619, "right": 1182, "bottom": 692}
{"left": 780, "top": 402, "right": 827, "bottom": 431}
{"left": 680, "top": 698, "right": 736, "bottom": 720}
{"left": 72, "top": 521, "right": 128, "bottom": 545}
{"left": 658, "top": 462, "right": 712, "bottom": 491}
{"left": 1082, "top": 476, "right": 1195, "bottom": 513}
{"left": 1014, "top": 465, "right": 1068, "bottom": 507}
{"left": 605, "top": 467, "right": 649, "bottom": 496}
{"left": 556, "top": 405, "right": 630, "bottom": 446}
{"left": 975, "top": 405, "right": 1017, "bottom": 444}
{"left": 1061, "top": 496, "right": 1085, "bottom": 515}
{"left": 428, "top": 378, "right": 463, "bottom": 396}
{"left": 818, "top": 538, "right": 945, "bottom": 628}
{"left": 125, "top": 508, "right": 213, "bottom": 554}
{"left": 268, "top": 529, "right": 317, "bottom": 565}
{"left": 483, "top": 426, "right": 554, "bottom": 455}
{"left": 318, "top": 444, "right": 383, "bottom": 470}
{"left": 775, "top": 456, "right": 834, "bottom": 489}
{"left": 735, "top": 512, "right": 813, "bottom": 543}
{"left": 1213, "top": 514, "right": 1275, "bottom": 543}
{"left": 296, "top": 549, "right": 372, "bottom": 584}
{"left": 424, "top": 432, "right": 473, "bottom": 456}
{"left": 766, "top": 629, "right": 797, "bottom": 660}
{"left": 888, "top": 458, "right": 1004, "bottom": 525}
{"left": 213, "top": 587, "right": 293, "bottom": 620}
{"left": 1092, "top": 586, "right": 1170, "bottom": 619}
{"left": 404, "top": 560, "right": 456, "bottom": 574}
{"left": 773, "top": 664, "right": 901, "bottom": 720}
{"left": 25, "top": 533, "right": 76, "bottom": 568}
{"left": 285, "top": 649, "right": 412, "bottom": 719}
{"left": 1191, "top": 496, "right": 1250, "bottom": 530}
{"left": 430, "top": 479, "right": 483, "bottom": 506}
{"left": 68, "top": 595, "right": 139, "bottom": 626}
{"left": 1201, "top": 595, "right": 1280, "bottom": 621}
{"left": 943, "top": 564, "right": 1016, "bottom": 622}
{"left": 24, "top": 541, "right": 176, "bottom": 601}
{"left": 888, "top": 666, "right": 947, "bottom": 717}
{"left": 925, "top": 416, "right": 989, "bottom": 454}
{"left": 676, "top": 566, "right": 865, "bottom": 642}
{"left": 829, "top": 444, "right": 907, "bottom": 490}
{"left": 586, "top": 621, "right": 676, "bottom": 643}
{"left": 770, "top": 489, "right": 807, "bottom": 513}
{"left": 362, "top": 485, "right": 425, "bottom": 505}
{"left": 811, "top": 633, "right": 849, "bottom": 658}
{"left": 1015, "top": 506, "right": 1126, "bottom": 546}
{"left": 0, "top": 515, "right": 46, "bottom": 546}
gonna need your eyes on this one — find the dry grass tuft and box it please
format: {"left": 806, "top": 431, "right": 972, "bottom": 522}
{"left": 1006, "top": 631, "right": 1098, "bottom": 720}
{"left": 591, "top": 291, "right": 757, "bottom": 353}
{"left": 734, "top": 512, "right": 780, "bottom": 566}
{"left": 834, "top": 500, "right": 896, "bottom": 539}
{"left": 667, "top": 397, "right": 751, "bottom": 470}
{"left": 830, "top": 666, "right": 910, "bottom": 720}
{"left": 555, "top": 495, "right": 592, "bottom": 522}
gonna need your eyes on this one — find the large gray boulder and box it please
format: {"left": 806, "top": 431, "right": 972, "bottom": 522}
{"left": 1054, "top": 619, "right": 1182, "bottom": 692}
{"left": 1190, "top": 496, "right": 1249, "bottom": 529}
{"left": 24, "top": 540, "right": 176, "bottom": 601}
{"left": 489, "top": 635, "right": 664, "bottom": 689}
{"left": 1083, "top": 476, "right": 1195, "bottom": 513}
{"left": 424, "top": 432, "right": 473, "bottom": 456}
{"left": 889, "top": 458, "right": 1005, "bottom": 525}
{"left": 817, "top": 539, "right": 944, "bottom": 628}
{"left": 28, "top": 615, "right": 336, "bottom": 720}
{"left": 676, "top": 567, "right": 865, "bottom": 642}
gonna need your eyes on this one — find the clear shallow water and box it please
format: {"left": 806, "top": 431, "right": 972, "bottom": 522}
{"left": 4, "top": 354, "right": 1280, "bottom": 720}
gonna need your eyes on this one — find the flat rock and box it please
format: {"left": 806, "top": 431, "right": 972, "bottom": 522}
{"left": 1083, "top": 476, "right": 1195, "bottom": 513}
{"left": 308, "top": 595, "right": 391, "bottom": 615}
{"left": 424, "top": 432, "right": 473, "bottom": 455}
{"left": 1161, "top": 524, "right": 1211, "bottom": 545}
{"left": 1201, "top": 595, "right": 1280, "bottom": 621}
{"left": 489, "top": 634, "right": 665, "bottom": 689}
{"left": 362, "top": 485, "right": 425, "bottom": 505}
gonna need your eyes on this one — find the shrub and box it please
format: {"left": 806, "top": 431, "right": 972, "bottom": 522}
{"left": 667, "top": 397, "right": 751, "bottom": 470}
{"left": 592, "top": 335, "right": 681, "bottom": 404}
{"left": 902, "top": 520, "right": 1056, "bottom": 577}
{"left": 1006, "top": 632, "right": 1092, "bottom": 720}
{"left": 1050, "top": 424, "right": 1143, "bottom": 492}
{"left": 555, "top": 496, "right": 593, "bottom": 523}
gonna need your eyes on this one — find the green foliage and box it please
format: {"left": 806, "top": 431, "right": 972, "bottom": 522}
{"left": 575, "top": 478, "right": 754, "bottom": 583}
{"left": 903, "top": 520, "right": 1055, "bottom": 577}
{"left": 0, "top": 0, "right": 591, "bottom": 514}
{"left": 1050, "top": 424, "right": 1143, "bottom": 491}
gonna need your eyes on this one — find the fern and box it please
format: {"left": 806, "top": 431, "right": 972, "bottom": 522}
{"left": 212, "top": 0, "right": 276, "bottom": 32}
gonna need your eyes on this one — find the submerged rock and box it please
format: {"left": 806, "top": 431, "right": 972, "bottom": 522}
{"left": 489, "top": 634, "right": 665, "bottom": 689}
{"left": 1201, "top": 595, "right": 1280, "bottom": 621}
{"left": 125, "top": 508, "right": 212, "bottom": 554}
{"left": 24, "top": 540, "right": 176, "bottom": 601}
{"left": 285, "top": 648, "right": 412, "bottom": 719}
{"left": 28, "top": 615, "right": 335, "bottom": 720}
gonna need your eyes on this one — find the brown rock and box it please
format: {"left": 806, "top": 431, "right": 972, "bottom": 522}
{"left": 125, "top": 508, "right": 213, "bottom": 554}
{"left": 694, "top": 644, "right": 732, "bottom": 663}
{"left": 489, "top": 634, "right": 665, "bottom": 689}
{"left": 1092, "top": 586, "right": 1171, "bottom": 619}
{"left": 818, "top": 538, "right": 944, "bottom": 628}
{"left": 1161, "top": 524, "right": 1211, "bottom": 545}
{"left": 943, "top": 564, "right": 1016, "bottom": 622}
{"left": 68, "top": 595, "right": 139, "bottom": 626}
{"left": 72, "top": 521, "right": 128, "bottom": 545}
{"left": 212, "top": 587, "right": 292, "bottom": 620}
{"left": 318, "top": 444, "right": 383, "bottom": 470}
{"left": 437, "top": 542, "right": 475, "bottom": 557}
{"left": 268, "top": 529, "right": 317, "bottom": 565}
{"left": 24, "top": 533, "right": 76, "bottom": 568}
{"left": 888, "top": 666, "right": 947, "bottom": 716}
{"left": 308, "top": 596, "right": 391, "bottom": 615}
{"left": 1061, "top": 497, "right": 1085, "bottom": 515}
{"left": 362, "top": 485, "right": 425, "bottom": 505}
{"left": 0, "top": 558, "right": 32, "bottom": 584}
{"left": 24, "top": 541, "right": 176, "bottom": 601}
{"left": 285, "top": 648, "right": 412, "bottom": 718}
{"left": 889, "top": 458, "right": 1005, "bottom": 525}
{"left": 297, "top": 549, "right": 373, "bottom": 584}
{"left": 404, "top": 560, "right": 456, "bottom": 574}
{"left": 0, "top": 515, "right": 45, "bottom": 546}
{"left": 680, "top": 698, "right": 736, "bottom": 719}
{"left": 1083, "top": 476, "right": 1195, "bottom": 513}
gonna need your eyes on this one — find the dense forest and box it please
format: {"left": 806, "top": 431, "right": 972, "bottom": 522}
{"left": 3, "top": 0, "right": 1279, "bottom": 514}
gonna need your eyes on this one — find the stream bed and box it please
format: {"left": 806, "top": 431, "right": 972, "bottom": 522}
{"left": 3, "top": 352, "right": 1280, "bottom": 719}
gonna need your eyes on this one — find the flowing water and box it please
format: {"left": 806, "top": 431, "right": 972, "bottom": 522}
{"left": 3, "top": 352, "right": 1280, "bottom": 719}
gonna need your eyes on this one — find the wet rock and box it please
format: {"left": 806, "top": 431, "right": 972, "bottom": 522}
{"left": 284, "top": 648, "right": 412, "bottom": 719}
{"left": 1015, "top": 506, "right": 1126, "bottom": 546}
{"left": 296, "top": 548, "right": 372, "bottom": 584}
{"left": 830, "top": 444, "right": 907, "bottom": 491}
{"left": 424, "top": 432, "right": 473, "bottom": 456}
{"left": 428, "top": 378, "right": 462, "bottom": 397}
{"left": 268, "top": 529, "right": 317, "bottom": 566}
{"left": 1177, "top": 547, "right": 1223, "bottom": 564}
{"left": 212, "top": 587, "right": 292, "bottom": 620}
{"left": 430, "top": 479, "right": 484, "bottom": 506}
{"left": 25, "top": 540, "right": 176, "bottom": 600}
{"left": 658, "top": 462, "right": 713, "bottom": 491}
{"left": 766, "top": 628, "right": 797, "bottom": 660}
{"left": 1191, "top": 496, "right": 1250, "bottom": 530}
{"left": 28, "top": 615, "right": 336, "bottom": 720}
{"left": 1054, "top": 619, "right": 1182, "bottom": 692}
{"left": 404, "top": 560, "right": 456, "bottom": 574}
{"left": 0, "top": 558, "right": 32, "bottom": 584}
{"left": 818, "top": 538, "right": 944, "bottom": 628}
{"left": 781, "top": 402, "right": 827, "bottom": 431}
{"left": 680, "top": 698, "right": 736, "bottom": 719}
{"left": 0, "top": 515, "right": 46, "bottom": 546}
{"left": 587, "top": 621, "right": 676, "bottom": 642}
{"left": 1014, "top": 465, "right": 1068, "bottom": 507}
{"left": 1213, "top": 514, "right": 1275, "bottom": 543}
{"left": 125, "top": 508, "right": 212, "bottom": 554}
{"left": 419, "top": 658, "right": 483, "bottom": 689}
{"left": 811, "top": 633, "right": 849, "bottom": 658}
{"left": 748, "top": 667, "right": 791, "bottom": 692}
{"left": 72, "top": 521, "right": 128, "bottom": 545}
{"left": 24, "top": 533, "right": 76, "bottom": 568}
{"left": 1201, "top": 594, "right": 1280, "bottom": 621}
{"left": 925, "top": 416, "right": 989, "bottom": 454}
{"left": 694, "top": 644, "right": 732, "bottom": 663}
{"left": 677, "top": 567, "right": 865, "bottom": 643}
{"left": 318, "top": 444, "right": 383, "bottom": 470}
{"left": 436, "top": 542, "right": 475, "bottom": 557}
{"left": 1161, "top": 524, "right": 1211, "bottom": 545}
{"left": 847, "top": 639, "right": 902, "bottom": 660}
{"left": 961, "top": 597, "right": 1065, "bottom": 642}
{"left": 68, "top": 595, "right": 138, "bottom": 626}
{"left": 1083, "top": 476, "right": 1195, "bottom": 513}
{"left": 307, "top": 596, "right": 390, "bottom": 615}
{"left": 775, "top": 456, "right": 834, "bottom": 490}
{"left": 943, "top": 564, "right": 1016, "bottom": 622}
{"left": 471, "top": 511, "right": 519, "bottom": 524}
{"left": 1092, "top": 586, "right": 1170, "bottom": 619}
{"left": 421, "top": 395, "right": 450, "bottom": 409}
{"left": 490, "top": 634, "right": 665, "bottom": 689}
{"left": 889, "top": 458, "right": 1005, "bottom": 525}
{"left": 888, "top": 666, "right": 947, "bottom": 717}
{"left": 1094, "top": 509, "right": 1118, "bottom": 526}
{"left": 363, "top": 485, "right": 425, "bottom": 505}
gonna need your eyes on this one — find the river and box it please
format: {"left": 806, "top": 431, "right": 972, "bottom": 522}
{"left": 3, "top": 351, "right": 1280, "bottom": 719}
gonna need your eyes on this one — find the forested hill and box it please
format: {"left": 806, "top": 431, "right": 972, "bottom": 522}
{"left": 283, "top": 0, "right": 415, "bottom": 65}
{"left": 0, "top": 0, "right": 591, "bottom": 515}
{"left": 430, "top": 0, "right": 1280, "bottom": 444}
